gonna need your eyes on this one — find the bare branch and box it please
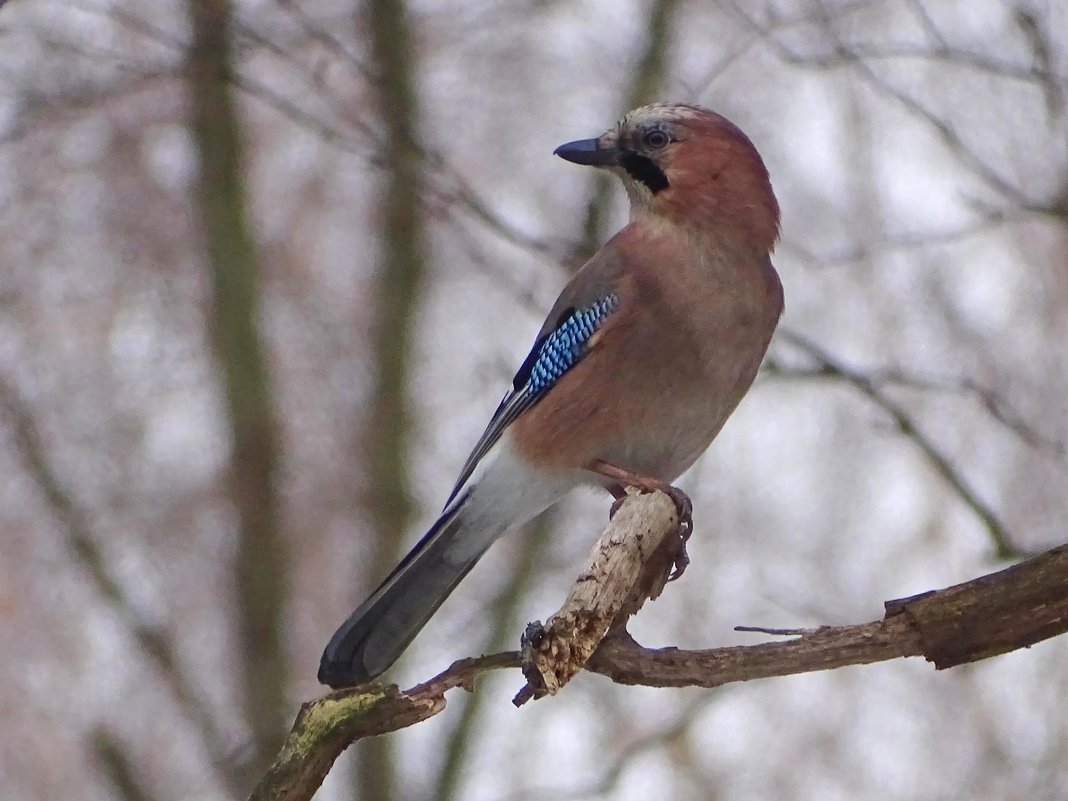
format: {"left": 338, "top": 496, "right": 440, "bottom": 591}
{"left": 734, "top": 625, "right": 819, "bottom": 636}
{"left": 771, "top": 330, "right": 1023, "bottom": 558}
{"left": 722, "top": 1, "right": 1038, "bottom": 206}
{"left": 766, "top": 349, "right": 1066, "bottom": 462}
{"left": 1014, "top": 8, "right": 1064, "bottom": 117}
{"left": 246, "top": 653, "right": 520, "bottom": 801}
{"left": 514, "top": 490, "right": 684, "bottom": 705}
{"left": 0, "top": 374, "right": 236, "bottom": 794}
{"left": 268, "top": 0, "right": 373, "bottom": 80}
{"left": 781, "top": 207, "right": 1026, "bottom": 269}
{"left": 90, "top": 727, "right": 160, "bottom": 801}
{"left": 246, "top": 491, "right": 1068, "bottom": 801}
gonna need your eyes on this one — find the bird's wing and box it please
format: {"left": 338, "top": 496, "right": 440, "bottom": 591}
{"left": 442, "top": 262, "right": 625, "bottom": 508}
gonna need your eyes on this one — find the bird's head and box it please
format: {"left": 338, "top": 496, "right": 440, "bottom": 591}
{"left": 555, "top": 103, "right": 779, "bottom": 253}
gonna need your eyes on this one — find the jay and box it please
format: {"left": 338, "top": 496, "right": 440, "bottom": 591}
{"left": 319, "top": 103, "right": 783, "bottom": 688}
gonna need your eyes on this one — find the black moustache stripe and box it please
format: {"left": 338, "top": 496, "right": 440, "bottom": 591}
{"left": 618, "top": 152, "right": 669, "bottom": 194}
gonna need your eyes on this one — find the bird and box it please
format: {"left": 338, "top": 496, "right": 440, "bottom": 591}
{"left": 319, "top": 103, "right": 783, "bottom": 688}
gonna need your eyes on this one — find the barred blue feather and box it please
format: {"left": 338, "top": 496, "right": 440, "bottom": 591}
{"left": 443, "top": 293, "right": 620, "bottom": 507}
{"left": 526, "top": 295, "right": 620, "bottom": 395}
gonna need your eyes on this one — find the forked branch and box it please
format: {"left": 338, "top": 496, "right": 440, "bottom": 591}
{"left": 248, "top": 493, "right": 1068, "bottom": 801}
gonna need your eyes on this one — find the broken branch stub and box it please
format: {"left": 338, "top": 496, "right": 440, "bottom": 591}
{"left": 515, "top": 489, "right": 684, "bottom": 705}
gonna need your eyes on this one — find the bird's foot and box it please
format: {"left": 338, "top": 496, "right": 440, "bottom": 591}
{"left": 588, "top": 459, "right": 693, "bottom": 579}
{"left": 606, "top": 482, "right": 628, "bottom": 519}
{"left": 662, "top": 484, "right": 692, "bottom": 581}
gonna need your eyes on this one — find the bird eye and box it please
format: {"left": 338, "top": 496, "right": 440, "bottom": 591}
{"left": 643, "top": 129, "right": 671, "bottom": 150}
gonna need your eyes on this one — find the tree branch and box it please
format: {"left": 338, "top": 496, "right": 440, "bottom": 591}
{"left": 773, "top": 329, "right": 1024, "bottom": 558}
{"left": 0, "top": 374, "right": 237, "bottom": 795}
{"left": 247, "top": 494, "right": 1067, "bottom": 801}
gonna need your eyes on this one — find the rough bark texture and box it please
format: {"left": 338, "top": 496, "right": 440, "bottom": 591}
{"left": 886, "top": 546, "right": 1068, "bottom": 668}
{"left": 246, "top": 655, "right": 518, "bottom": 801}
{"left": 515, "top": 490, "right": 682, "bottom": 704}
{"left": 245, "top": 493, "right": 1068, "bottom": 801}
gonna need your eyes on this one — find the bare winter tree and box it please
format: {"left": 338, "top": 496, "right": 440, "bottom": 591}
{"left": 1, "top": 1, "right": 1066, "bottom": 800}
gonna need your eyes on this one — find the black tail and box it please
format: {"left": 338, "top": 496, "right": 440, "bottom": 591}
{"left": 318, "top": 501, "right": 492, "bottom": 688}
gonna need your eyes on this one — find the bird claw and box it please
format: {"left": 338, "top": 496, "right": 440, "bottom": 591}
{"left": 662, "top": 485, "right": 692, "bottom": 581}
{"left": 590, "top": 460, "right": 693, "bottom": 579}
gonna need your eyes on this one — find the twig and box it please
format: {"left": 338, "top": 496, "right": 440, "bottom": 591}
{"left": 765, "top": 354, "right": 1066, "bottom": 462}
{"left": 734, "top": 625, "right": 817, "bottom": 636}
{"left": 774, "top": 329, "right": 1023, "bottom": 559}
{"left": 0, "top": 374, "right": 238, "bottom": 796}
{"left": 247, "top": 491, "right": 1068, "bottom": 801}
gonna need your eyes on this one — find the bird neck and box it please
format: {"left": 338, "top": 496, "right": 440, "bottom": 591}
{"left": 626, "top": 206, "right": 773, "bottom": 263}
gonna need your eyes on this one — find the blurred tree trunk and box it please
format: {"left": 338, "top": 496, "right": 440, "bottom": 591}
{"left": 353, "top": 0, "right": 426, "bottom": 799}
{"left": 187, "top": 0, "right": 288, "bottom": 790}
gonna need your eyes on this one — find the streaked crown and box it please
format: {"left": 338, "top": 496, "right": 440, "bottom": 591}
{"left": 557, "top": 103, "right": 780, "bottom": 253}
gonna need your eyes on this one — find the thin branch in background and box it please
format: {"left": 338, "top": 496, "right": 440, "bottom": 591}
{"left": 235, "top": 72, "right": 380, "bottom": 160}
{"left": 80, "top": 5, "right": 564, "bottom": 263}
{"left": 230, "top": 20, "right": 381, "bottom": 145}
{"left": 727, "top": 0, "right": 883, "bottom": 32}
{"left": 780, "top": 206, "right": 1024, "bottom": 269}
{"left": 91, "top": 727, "right": 159, "bottom": 801}
{"left": 0, "top": 67, "right": 178, "bottom": 146}
{"left": 959, "top": 376, "right": 1067, "bottom": 460}
{"left": 1013, "top": 7, "right": 1065, "bottom": 118}
{"left": 95, "top": 4, "right": 186, "bottom": 49}
{"left": 490, "top": 696, "right": 716, "bottom": 801}
{"left": 0, "top": 374, "right": 239, "bottom": 798}
{"left": 436, "top": 177, "right": 563, "bottom": 257}
{"left": 93, "top": 7, "right": 384, "bottom": 154}
{"left": 270, "top": 0, "right": 373, "bottom": 81}
{"left": 242, "top": 9, "right": 566, "bottom": 258}
{"left": 872, "top": 369, "right": 1066, "bottom": 461}
{"left": 845, "top": 58, "right": 1029, "bottom": 206}
{"left": 813, "top": 42, "right": 1068, "bottom": 87}
{"left": 904, "top": 0, "right": 948, "bottom": 50}
{"left": 683, "top": 33, "right": 759, "bottom": 99}
{"left": 719, "top": 0, "right": 1068, "bottom": 88}
{"left": 767, "top": 349, "right": 1066, "bottom": 463}
{"left": 246, "top": 499, "right": 1068, "bottom": 801}
{"left": 769, "top": 329, "right": 1023, "bottom": 559}
{"left": 722, "top": 1, "right": 1036, "bottom": 207}
{"left": 9, "top": 25, "right": 168, "bottom": 72}
{"left": 688, "top": 0, "right": 886, "bottom": 99}
{"left": 238, "top": 28, "right": 565, "bottom": 257}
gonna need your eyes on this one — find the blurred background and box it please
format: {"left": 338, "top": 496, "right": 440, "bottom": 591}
{"left": 2, "top": 0, "right": 1067, "bottom": 799}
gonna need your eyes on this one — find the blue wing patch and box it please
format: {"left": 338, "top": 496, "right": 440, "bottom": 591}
{"left": 526, "top": 295, "right": 620, "bottom": 396}
{"left": 444, "top": 293, "right": 620, "bottom": 507}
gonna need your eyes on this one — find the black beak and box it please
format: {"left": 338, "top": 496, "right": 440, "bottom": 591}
{"left": 553, "top": 138, "right": 620, "bottom": 167}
